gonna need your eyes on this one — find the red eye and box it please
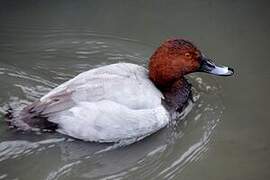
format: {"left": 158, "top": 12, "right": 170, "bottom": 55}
{"left": 184, "top": 52, "right": 192, "bottom": 59}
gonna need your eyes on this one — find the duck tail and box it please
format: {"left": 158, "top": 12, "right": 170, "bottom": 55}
{"left": 5, "top": 105, "right": 14, "bottom": 120}
{"left": 4, "top": 103, "right": 58, "bottom": 132}
{"left": 4, "top": 104, "right": 32, "bottom": 131}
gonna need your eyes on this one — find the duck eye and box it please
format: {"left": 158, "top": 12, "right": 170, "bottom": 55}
{"left": 184, "top": 52, "right": 192, "bottom": 58}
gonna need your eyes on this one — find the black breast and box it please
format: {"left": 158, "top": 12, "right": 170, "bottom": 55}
{"left": 161, "top": 78, "right": 192, "bottom": 115}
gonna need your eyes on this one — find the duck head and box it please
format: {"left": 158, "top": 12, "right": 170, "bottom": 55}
{"left": 148, "top": 39, "right": 234, "bottom": 88}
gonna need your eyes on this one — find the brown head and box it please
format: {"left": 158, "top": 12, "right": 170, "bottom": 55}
{"left": 148, "top": 39, "right": 233, "bottom": 89}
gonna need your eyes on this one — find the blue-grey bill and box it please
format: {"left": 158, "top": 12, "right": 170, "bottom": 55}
{"left": 199, "top": 57, "right": 234, "bottom": 76}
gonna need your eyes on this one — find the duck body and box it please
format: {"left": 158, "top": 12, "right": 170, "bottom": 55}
{"left": 11, "top": 63, "right": 173, "bottom": 142}
{"left": 7, "top": 39, "right": 233, "bottom": 143}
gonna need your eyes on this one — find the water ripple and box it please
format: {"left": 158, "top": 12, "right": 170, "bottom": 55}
{"left": 0, "top": 31, "right": 225, "bottom": 180}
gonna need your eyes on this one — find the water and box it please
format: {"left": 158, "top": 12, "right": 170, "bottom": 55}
{"left": 0, "top": 0, "right": 269, "bottom": 180}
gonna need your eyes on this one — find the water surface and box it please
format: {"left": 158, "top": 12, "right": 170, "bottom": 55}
{"left": 0, "top": 0, "right": 269, "bottom": 180}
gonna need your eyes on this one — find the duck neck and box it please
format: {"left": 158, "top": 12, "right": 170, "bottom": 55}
{"left": 149, "top": 67, "right": 185, "bottom": 91}
{"left": 148, "top": 64, "right": 192, "bottom": 113}
{"left": 148, "top": 56, "right": 185, "bottom": 89}
{"left": 159, "top": 77, "right": 186, "bottom": 93}
{"left": 148, "top": 66, "right": 185, "bottom": 90}
{"left": 160, "top": 77, "right": 192, "bottom": 113}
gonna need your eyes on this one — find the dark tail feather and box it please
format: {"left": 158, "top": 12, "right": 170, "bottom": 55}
{"left": 4, "top": 103, "right": 58, "bottom": 132}
{"left": 5, "top": 105, "right": 14, "bottom": 120}
{"left": 4, "top": 91, "right": 73, "bottom": 132}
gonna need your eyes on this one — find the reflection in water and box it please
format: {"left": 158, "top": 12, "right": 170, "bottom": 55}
{"left": 0, "top": 31, "right": 224, "bottom": 180}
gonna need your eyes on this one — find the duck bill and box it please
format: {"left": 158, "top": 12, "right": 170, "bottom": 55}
{"left": 198, "top": 56, "right": 234, "bottom": 76}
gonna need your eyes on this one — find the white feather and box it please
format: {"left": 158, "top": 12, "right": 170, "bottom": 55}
{"left": 40, "top": 63, "right": 170, "bottom": 142}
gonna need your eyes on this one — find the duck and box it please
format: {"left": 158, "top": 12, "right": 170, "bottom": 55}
{"left": 6, "top": 39, "right": 234, "bottom": 143}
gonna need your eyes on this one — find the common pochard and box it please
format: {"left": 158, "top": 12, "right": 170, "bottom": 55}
{"left": 6, "top": 39, "right": 234, "bottom": 142}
